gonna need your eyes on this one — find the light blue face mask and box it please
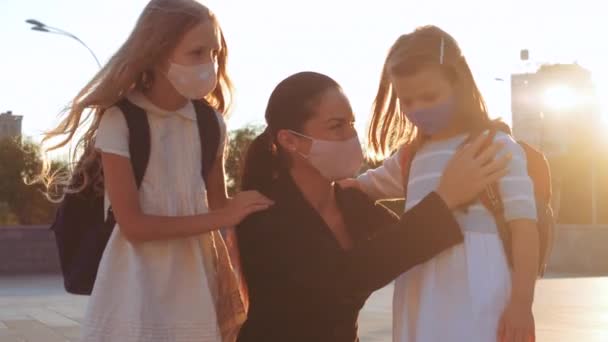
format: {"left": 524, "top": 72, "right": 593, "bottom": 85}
{"left": 405, "top": 97, "right": 456, "bottom": 136}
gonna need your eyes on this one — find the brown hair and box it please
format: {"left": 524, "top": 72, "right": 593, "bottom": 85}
{"left": 38, "top": 0, "right": 233, "bottom": 200}
{"left": 241, "top": 72, "right": 341, "bottom": 195}
{"left": 368, "top": 25, "right": 490, "bottom": 160}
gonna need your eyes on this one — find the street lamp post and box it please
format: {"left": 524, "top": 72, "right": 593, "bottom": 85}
{"left": 25, "top": 19, "right": 101, "bottom": 69}
{"left": 590, "top": 115, "right": 598, "bottom": 224}
{"left": 591, "top": 152, "right": 597, "bottom": 224}
{"left": 539, "top": 112, "right": 545, "bottom": 153}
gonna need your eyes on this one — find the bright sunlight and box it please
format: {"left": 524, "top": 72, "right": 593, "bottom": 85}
{"left": 543, "top": 85, "right": 579, "bottom": 111}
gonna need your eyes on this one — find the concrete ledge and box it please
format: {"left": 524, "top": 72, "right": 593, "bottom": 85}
{"left": 1, "top": 224, "right": 607, "bottom": 275}
{"left": 0, "top": 225, "right": 60, "bottom": 274}
{"left": 547, "top": 224, "right": 608, "bottom": 275}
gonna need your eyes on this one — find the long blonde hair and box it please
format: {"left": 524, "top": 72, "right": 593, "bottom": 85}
{"left": 367, "top": 25, "right": 490, "bottom": 161}
{"left": 39, "top": 0, "right": 233, "bottom": 200}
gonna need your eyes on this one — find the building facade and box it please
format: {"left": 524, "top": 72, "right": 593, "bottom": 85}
{"left": 0, "top": 111, "right": 23, "bottom": 140}
{"left": 511, "top": 64, "right": 607, "bottom": 224}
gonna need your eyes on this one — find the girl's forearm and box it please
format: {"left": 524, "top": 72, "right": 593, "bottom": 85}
{"left": 509, "top": 220, "right": 540, "bottom": 305}
{"left": 119, "top": 210, "right": 230, "bottom": 242}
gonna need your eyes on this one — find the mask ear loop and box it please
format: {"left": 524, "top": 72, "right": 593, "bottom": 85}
{"left": 287, "top": 130, "right": 312, "bottom": 159}
{"left": 439, "top": 36, "right": 445, "bottom": 64}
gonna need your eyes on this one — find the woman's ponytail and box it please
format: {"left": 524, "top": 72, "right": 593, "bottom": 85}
{"left": 240, "top": 128, "right": 280, "bottom": 196}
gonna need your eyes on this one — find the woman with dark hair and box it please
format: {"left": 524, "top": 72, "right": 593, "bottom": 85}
{"left": 235, "top": 71, "right": 510, "bottom": 342}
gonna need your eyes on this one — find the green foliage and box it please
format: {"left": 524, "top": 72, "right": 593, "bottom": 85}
{"left": 225, "top": 125, "right": 263, "bottom": 196}
{"left": 0, "top": 138, "right": 66, "bottom": 225}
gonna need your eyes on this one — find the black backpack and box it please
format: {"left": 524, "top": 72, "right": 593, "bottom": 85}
{"left": 50, "top": 98, "right": 220, "bottom": 295}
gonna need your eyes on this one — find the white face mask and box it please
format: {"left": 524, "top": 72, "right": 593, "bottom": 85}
{"left": 166, "top": 62, "right": 217, "bottom": 100}
{"left": 290, "top": 130, "right": 364, "bottom": 181}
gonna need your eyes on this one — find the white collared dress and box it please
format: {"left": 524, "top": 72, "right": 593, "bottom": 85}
{"left": 80, "top": 92, "right": 227, "bottom": 342}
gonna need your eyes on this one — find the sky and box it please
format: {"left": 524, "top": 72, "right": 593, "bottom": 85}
{"left": 2, "top": 0, "right": 607, "bottom": 150}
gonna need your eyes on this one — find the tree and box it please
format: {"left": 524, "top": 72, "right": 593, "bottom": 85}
{"left": 0, "top": 138, "right": 65, "bottom": 225}
{"left": 0, "top": 201, "right": 18, "bottom": 225}
{"left": 225, "top": 125, "right": 263, "bottom": 196}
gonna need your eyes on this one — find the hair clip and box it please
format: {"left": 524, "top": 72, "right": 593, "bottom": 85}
{"left": 439, "top": 36, "right": 445, "bottom": 64}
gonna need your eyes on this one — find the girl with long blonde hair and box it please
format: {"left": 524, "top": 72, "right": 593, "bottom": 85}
{"left": 40, "top": 1, "right": 271, "bottom": 341}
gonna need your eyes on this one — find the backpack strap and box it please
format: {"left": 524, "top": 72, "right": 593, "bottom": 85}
{"left": 193, "top": 100, "right": 221, "bottom": 184}
{"left": 103, "top": 99, "right": 151, "bottom": 225}
{"left": 474, "top": 123, "right": 514, "bottom": 266}
{"left": 465, "top": 125, "right": 504, "bottom": 213}
{"left": 518, "top": 141, "right": 552, "bottom": 204}
{"left": 474, "top": 121, "right": 515, "bottom": 214}
{"left": 115, "top": 99, "right": 151, "bottom": 188}
{"left": 399, "top": 139, "right": 422, "bottom": 200}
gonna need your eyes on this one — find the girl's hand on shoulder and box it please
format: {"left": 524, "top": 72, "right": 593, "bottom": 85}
{"left": 222, "top": 191, "right": 274, "bottom": 227}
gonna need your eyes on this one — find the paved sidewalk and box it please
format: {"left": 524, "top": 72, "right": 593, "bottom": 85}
{"left": 358, "top": 277, "right": 608, "bottom": 341}
{"left": 0, "top": 276, "right": 84, "bottom": 342}
{"left": 1, "top": 275, "right": 607, "bottom": 341}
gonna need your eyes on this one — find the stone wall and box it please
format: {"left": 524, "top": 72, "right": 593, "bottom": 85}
{"left": 1, "top": 224, "right": 607, "bottom": 275}
{"left": 546, "top": 224, "right": 608, "bottom": 275}
{"left": 0, "top": 226, "right": 60, "bottom": 274}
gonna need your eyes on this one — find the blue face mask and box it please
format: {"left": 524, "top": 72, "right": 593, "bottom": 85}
{"left": 405, "top": 97, "right": 456, "bottom": 136}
